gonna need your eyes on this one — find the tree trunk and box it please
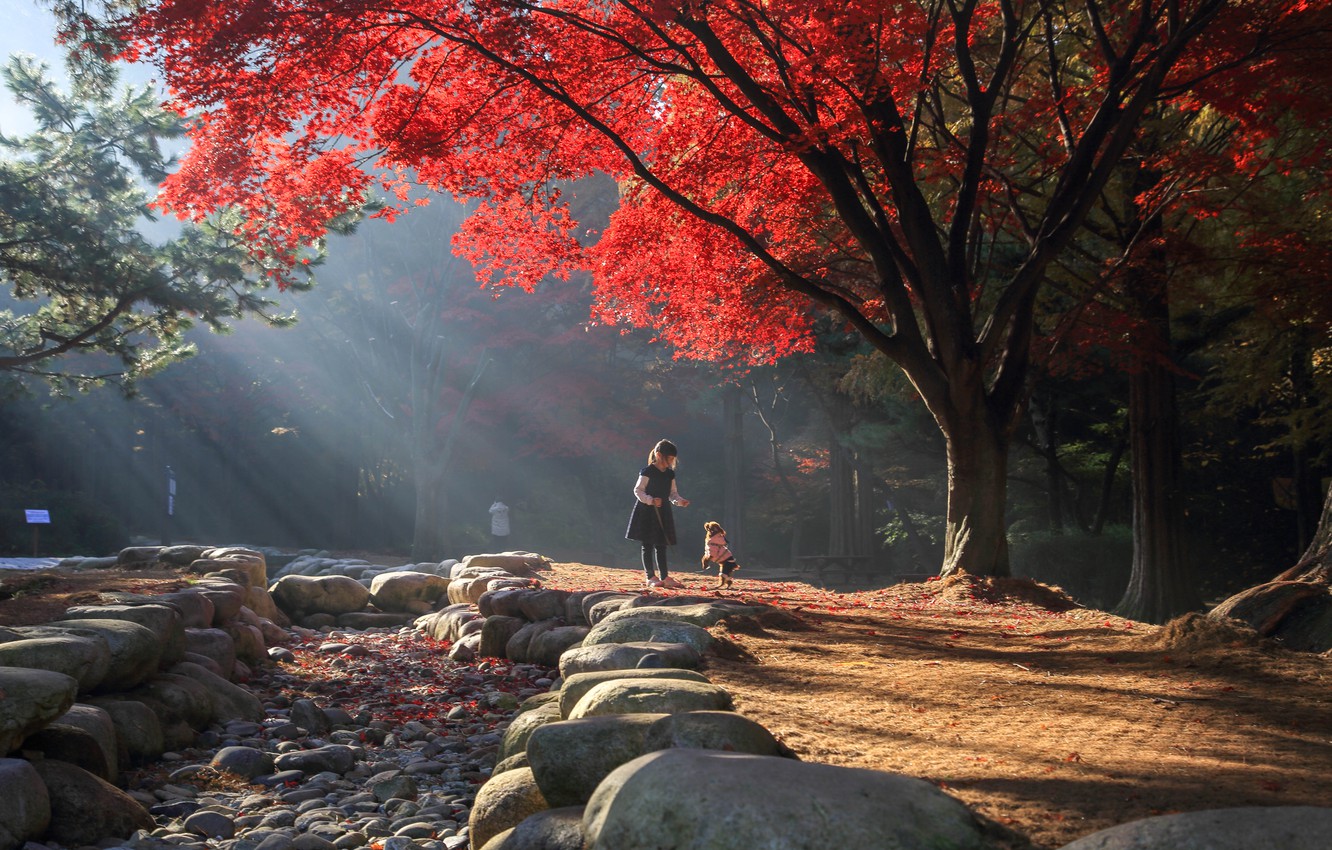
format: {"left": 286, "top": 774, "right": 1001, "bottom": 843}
{"left": 1113, "top": 185, "right": 1200, "bottom": 624}
{"left": 939, "top": 408, "right": 1012, "bottom": 578}
{"left": 1029, "top": 392, "right": 1065, "bottom": 533}
{"left": 829, "top": 436, "right": 855, "bottom": 556}
{"left": 722, "top": 382, "right": 745, "bottom": 549}
{"left": 1208, "top": 484, "right": 1332, "bottom": 651}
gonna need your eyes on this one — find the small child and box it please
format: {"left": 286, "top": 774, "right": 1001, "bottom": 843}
{"left": 702, "top": 521, "right": 740, "bottom": 589}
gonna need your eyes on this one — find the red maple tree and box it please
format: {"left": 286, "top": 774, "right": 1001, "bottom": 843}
{"left": 97, "top": 0, "right": 1332, "bottom": 577}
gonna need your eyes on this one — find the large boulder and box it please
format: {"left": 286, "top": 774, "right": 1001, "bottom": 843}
{"left": 47, "top": 704, "right": 118, "bottom": 777}
{"left": 129, "top": 672, "right": 217, "bottom": 730}
{"left": 469, "top": 767, "right": 548, "bottom": 850}
{"left": 0, "top": 667, "right": 79, "bottom": 755}
{"left": 1058, "top": 806, "right": 1332, "bottom": 849}
{"left": 527, "top": 627, "right": 589, "bottom": 668}
{"left": 368, "top": 571, "right": 451, "bottom": 613}
{"left": 170, "top": 661, "right": 265, "bottom": 723}
{"left": 31, "top": 760, "right": 155, "bottom": 846}
{"left": 155, "top": 590, "right": 216, "bottom": 628}
{"left": 506, "top": 620, "right": 561, "bottom": 664}
{"left": 481, "top": 616, "right": 527, "bottom": 659}
{"left": 582, "top": 750, "right": 1001, "bottom": 850}
{"left": 184, "top": 627, "right": 237, "bottom": 677}
{"left": 0, "top": 634, "right": 110, "bottom": 693}
{"left": 0, "top": 758, "right": 50, "bottom": 850}
{"left": 273, "top": 743, "right": 358, "bottom": 775}
{"left": 604, "top": 601, "right": 765, "bottom": 628}
{"left": 557, "top": 642, "right": 701, "bottom": 678}
{"left": 268, "top": 575, "right": 370, "bottom": 618}
{"left": 567, "top": 677, "right": 733, "bottom": 719}
{"left": 558, "top": 668, "right": 711, "bottom": 719}
{"left": 84, "top": 698, "right": 163, "bottom": 765}
{"left": 478, "top": 806, "right": 586, "bottom": 850}
{"left": 461, "top": 553, "right": 552, "bottom": 577}
{"left": 517, "top": 590, "right": 570, "bottom": 623}
{"left": 642, "top": 711, "right": 792, "bottom": 758}
{"left": 581, "top": 616, "right": 714, "bottom": 655}
{"left": 583, "top": 593, "right": 638, "bottom": 625}
{"left": 415, "top": 604, "right": 481, "bottom": 642}
{"left": 24, "top": 619, "right": 160, "bottom": 692}
{"left": 61, "top": 603, "right": 186, "bottom": 666}
{"left": 21, "top": 722, "right": 113, "bottom": 781}
{"left": 497, "top": 703, "right": 562, "bottom": 763}
{"left": 526, "top": 714, "right": 665, "bottom": 807}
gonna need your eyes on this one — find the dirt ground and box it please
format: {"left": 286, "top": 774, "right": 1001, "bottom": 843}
{"left": 3, "top": 559, "right": 1330, "bottom": 850}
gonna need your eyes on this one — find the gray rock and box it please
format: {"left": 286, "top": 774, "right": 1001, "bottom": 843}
{"left": 184, "top": 628, "right": 237, "bottom": 677}
{"left": 0, "top": 634, "right": 110, "bottom": 693}
{"left": 1057, "top": 806, "right": 1332, "bottom": 849}
{"left": 0, "top": 666, "right": 79, "bottom": 755}
{"left": 581, "top": 593, "right": 637, "bottom": 626}
{"left": 157, "top": 590, "right": 216, "bottom": 629}
{"left": 61, "top": 603, "right": 186, "bottom": 666}
{"left": 480, "top": 616, "right": 526, "bottom": 659}
{"left": 582, "top": 750, "right": 1000, "bottom": 850}
{"left": 505, "top": 620, "right": 560, "bottom": 664}
{"left": 31, "top": 759, "right": 155, "bottom": 846}
{"left": 557, "top": 668, "right": 710, "bottom": 719}
{"left": 211, "top": 746, "right": 277, "bottom": 780}
{"left": 368, "top": 572, "right": 450, "bottom": 614}
{"left": 581, "top": 617, "right": 713, "bottom": 655}
{"left": 49, "top": 704, "right": 119, "bottom": 777}
{"left": 129, "top": 672, "right": 217, "bottom": 730}
{"left": 604, "top": 601, "right": 764, "bottom": 629}
{"left": 273, "top": 744, "right": 358, "bottom": 775}
{"left": 184, "top": 810, "right": 237, "bottom": 839}
{"left": 557, "top": 642, "right": 701, "bottom": 678}
{"left": 526, "top": 627, "right": 588, "bottom": 668}
{"left": 567, "top": 677, "right": 733, "bottom": 719}
{"left": 84, "top": 697, "right": 164, "bottom": 765}
{"left": 0, "top": 758, "right": 50, "bottom": 850}
{"left": 290, "top": 699, "right": 332, "bottom": 735}
{"left": 477, "top": 806, "right": 585, "bottom": 850}
{"left": 21, "top": 722, "right": 113, "bottom": 781}
{"left": 170, "top": 661, "right": 265, "bottom": 722}
{"left": 269, "top": 575, "right": 371, "bottom": 618}
{"left": 468, "top": 767, "right": 547, "bottom": 850}
{"left": 497, "top": 703, "right": 562, "bottom": 763}
{"left": 642, "top": 711, "right": 791, "bottom": 757}
{"left": 371, "top": 775, "right": 418, "bottom": 803}
{"left": 28, "top": 619, "right": 161, "bottom": 692}
{"left": 526, "top": 714, "right": 664, "bottom": 807}
{"left": 476, "top": 588, "right": 528, "bottom": 619}
{"left": 516, "top": 591, "right": 569, "bottom": 623}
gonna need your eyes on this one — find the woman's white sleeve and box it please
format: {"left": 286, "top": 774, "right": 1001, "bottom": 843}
{"left": 633, "top": 475, "right": 654, "bottom": 504}
{"left": 669, "top": 480, "right": 683, "bottom": 504}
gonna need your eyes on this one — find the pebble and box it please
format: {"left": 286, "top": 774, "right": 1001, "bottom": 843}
{"left": 81, "top": 625, "right": 555, "bottom": 850}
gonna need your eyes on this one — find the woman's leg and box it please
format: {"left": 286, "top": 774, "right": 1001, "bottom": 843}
{"left": 656, "top": 545, "right": 669, "bottom": 581}
{"left": 641, "top": 544, "right": 658, "bottom": 580}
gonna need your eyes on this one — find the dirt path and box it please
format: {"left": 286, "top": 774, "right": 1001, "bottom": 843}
{"left": 540, "top": 563, "right": 1332, "bottom": 849}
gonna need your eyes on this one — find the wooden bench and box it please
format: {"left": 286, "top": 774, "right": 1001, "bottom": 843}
{"left": 795, "top": 554, "right": 873, "bottom": 586}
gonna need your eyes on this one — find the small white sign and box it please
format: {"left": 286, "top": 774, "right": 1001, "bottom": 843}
{"left": 25, "top": 509, "right": 50, "bottom": 524}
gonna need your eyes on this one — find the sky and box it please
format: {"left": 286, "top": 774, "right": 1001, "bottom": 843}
{"left": 0, "top": 2, "right": 159, "bottom": 136}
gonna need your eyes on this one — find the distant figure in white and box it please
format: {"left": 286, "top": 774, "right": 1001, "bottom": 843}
{"left": 489, "top": 499, "right": 511, "bottom": 550}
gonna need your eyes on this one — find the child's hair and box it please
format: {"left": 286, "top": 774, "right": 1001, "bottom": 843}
{"left": 649, "top": 439, "right": 678, "bottom": 465}
{"left": 704, "top": 521, "right": 724, "bottom": 536}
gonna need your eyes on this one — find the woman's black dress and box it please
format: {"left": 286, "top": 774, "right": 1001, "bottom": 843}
{"left": 625, "top": 465, "right": 677, "bottom": 546}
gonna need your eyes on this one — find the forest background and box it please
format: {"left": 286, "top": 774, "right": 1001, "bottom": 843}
{"left": 1, "top": 1, "right": 1329, "bottom": 629}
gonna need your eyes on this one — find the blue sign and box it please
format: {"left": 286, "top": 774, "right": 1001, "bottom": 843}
{"left": 25, "top": 509, "right": 50, "bottom": 524}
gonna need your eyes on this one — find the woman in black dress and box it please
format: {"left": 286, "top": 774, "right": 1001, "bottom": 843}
{"left": 625, "top": 439, "right": 690, "bottom": 588}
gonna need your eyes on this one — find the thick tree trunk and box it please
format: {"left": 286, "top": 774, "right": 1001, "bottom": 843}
{"left": 1112, "top": 201, "right": 1200, "bottom": 623}
{"left": 829, "top": 437, "right": 855, "bottom": 556}
{"left": 1208, "top": 484, "right": 1332, "bottom": 651}
{"left": 939, "top": 403, "right": 1011, "bottom": 578}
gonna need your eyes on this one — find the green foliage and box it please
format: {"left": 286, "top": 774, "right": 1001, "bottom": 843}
{"left": 0, "top": 55, "right": 307, "bottom": 394}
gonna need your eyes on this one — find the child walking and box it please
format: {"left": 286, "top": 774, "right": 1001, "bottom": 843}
{"left": 625, "top": 439, "right": 690, "bottom": 589}
{"left": 702, "top": 521, "right": 740, "bottom": 589}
